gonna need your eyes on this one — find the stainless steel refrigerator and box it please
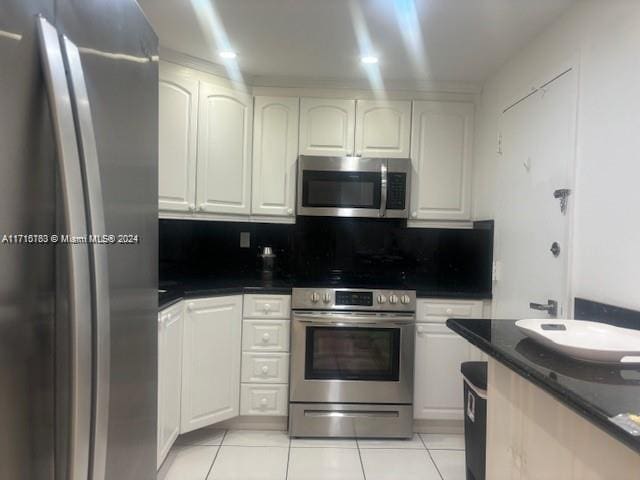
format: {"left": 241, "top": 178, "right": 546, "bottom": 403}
{"left": 1, "top": 1, "right": 158, "bottom": 479}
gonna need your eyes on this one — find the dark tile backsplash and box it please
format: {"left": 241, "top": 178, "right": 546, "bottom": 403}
{"left": 160, "top": 217, "right": 494, "bottom": 295}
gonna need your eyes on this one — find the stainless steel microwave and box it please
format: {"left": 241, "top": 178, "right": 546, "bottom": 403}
{"left": 296, "top": 155, "right": 411, "bottom": 219}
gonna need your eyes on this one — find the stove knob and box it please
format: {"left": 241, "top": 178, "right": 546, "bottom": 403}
{"left": 310, "top": 292, "right": 320, "bottom": 303}
{"left": 377, "top": 294, "right": 387, "bottom": 304}
{"left": 400, "top": 295, "right": 411, "bottom": 305}
{"left": 322, "top": 292, "right": 332, "bottom": 303}
{"left": 389, "top": 294, "right": 399, "bottom": 305}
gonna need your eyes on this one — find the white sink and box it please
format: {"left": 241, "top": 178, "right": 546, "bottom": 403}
{"left": 515, "top": 319, "right": 640, "bottom": 364}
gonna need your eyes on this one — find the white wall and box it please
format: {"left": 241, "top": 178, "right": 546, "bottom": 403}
{"left": 472, "top": 1, "right": 640, "bottom": 311}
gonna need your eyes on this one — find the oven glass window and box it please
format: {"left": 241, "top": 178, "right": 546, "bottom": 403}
{"left": 302, "top": 170, "right": 381, "bottom": 209}
{"left": 305, "top": 327, "right": 400, "bottom": 381}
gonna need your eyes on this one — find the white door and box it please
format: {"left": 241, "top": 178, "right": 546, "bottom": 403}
{"left": 493, "top": 69, "right": 577, "bottom": 318}
{"left": 299, "top": 98, "right": 355, "bottom": 156}
{"left": 414, "top": 323, "right": 475, "bottom": 420}
{"left": 251, "top": 96, "right": 299, "bottom": 217}
{"left": 196, "top": 82, "right": 252, "bottom": 215}
{"left": 410, "top": 101, "right": 474, "bottom": 220}
{"left": 158, "top": 71, "right": 198, "bottom": 212}
{"left": 355, "top": 100, "right": 411, "bottom": 157}
{"left": 181, "top": 296, "right": 242, "bottom": 433}
{"left": 157, "top": 307, "right": 183, "bottom": 468}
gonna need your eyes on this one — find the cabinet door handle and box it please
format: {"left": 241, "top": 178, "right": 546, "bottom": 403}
{"left": 261, "top": 365, "right": 269, "bottom": 374}
{"left": 417, "top": 326, "right": 425, "bottom": 334}
{"left": 287, "top": 208, "right": 293, "bottom": 215}
{"left": 261, "top": 333, "right": 271, "bottom": 342}
{"left": 411, "top": 211, "right": 418, "bottom": 218}
{"left": 263, "top": 303, "right": 271, "bottom": 313}
{"left": 187, "top": 303, "right": 195, "bottom": 312}
{"left": 446, "top": 308, "right": 453, "bottom": 315}
{"left": 260, "top": 397, "right": 268, "bottom": 407}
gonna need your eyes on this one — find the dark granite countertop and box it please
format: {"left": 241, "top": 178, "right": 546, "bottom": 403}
{"left": 447, "top": 318, "right": 640, "bottom": 455}
{"left": 159, "top": 273, "right": 492, "bottom": 310}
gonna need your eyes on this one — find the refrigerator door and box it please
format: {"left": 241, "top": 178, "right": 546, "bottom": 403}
{"left": 0, "top": 2, "right": 57, "bottom": 480}
{"left": 56, "top": 1, "right": 159, "bottom": 479}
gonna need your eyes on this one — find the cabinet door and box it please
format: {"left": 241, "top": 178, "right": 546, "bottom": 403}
{"left": 299, "top": 98, "right": 355, "bottom": 156}
{"left": 196, "top": 82, "right": 252, "bottom": 215}
{"left": 251, "top": 96, "right": 299, "bottom": 217}
{"left": 181, "top": 296, "right": 242, "bottom": 433}
{"left": 414, "top": 323, "right": 474, "bottom": 420}
{"left": 355, "top": 100, "right": 411, "bottom": 157}
{"left": 156, "top": 312, "right": 165, "bottom": 468}
{"left": 410, "top": 101, "right": 474, "bottom": 220}
{"left": 157, "top": 306, "right": 183, "bottom": 468}
{"left": 158, "top": 71, "right": 198, "bottom": 212}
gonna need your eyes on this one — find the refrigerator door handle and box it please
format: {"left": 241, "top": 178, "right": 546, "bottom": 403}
{"left": 36, "top": 16, "right": 92, "bottom": 480}
{"left": 62, "top": 36, "right": 111, "bottom": 480}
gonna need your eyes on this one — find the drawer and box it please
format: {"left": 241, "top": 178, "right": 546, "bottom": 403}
{"left": 417, "top": 299, "right": 483, "bottom": 323}
{"left": 240, "top": 384, "right": 288, "bottom": 416}
{"left": 242, "top": 319, "right": 290, "bottom": 352}
{"left": 243, "top": 294, "right": 291, "bottom": 319}
{"left": 241, "top": 352, "right": 289, "bottom": 383}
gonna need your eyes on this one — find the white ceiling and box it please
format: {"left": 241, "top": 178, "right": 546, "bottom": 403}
{"left": 139, "top": 0, "right": 576, "bottom": 88}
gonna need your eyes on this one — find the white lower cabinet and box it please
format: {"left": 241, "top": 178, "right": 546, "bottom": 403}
{"left": 180, "top": 296, "right": 242, "bottom": 433}
{"left": 240, "top": 384, "right": 288, "bottom": 416}
{"left": 413, "top": 299, "right": 484, "bottom": 421}
{"left": 157, "top": 302, "right": 184, "bottom": 468}
{"left": 240, "top": 294, "right": 291, "bottom": 417}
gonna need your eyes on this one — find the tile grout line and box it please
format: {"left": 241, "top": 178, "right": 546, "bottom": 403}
{"left": 203, "top": 429, "right": 228, "bottom": 480}
{"left": 419, "top": 433, "right": 445, "bottom": 480}
{"left": 285, "top": 433, "right": 292, "bottom": 480}
{"left": 356, "top": 439, "right": 367, "bottom": 480}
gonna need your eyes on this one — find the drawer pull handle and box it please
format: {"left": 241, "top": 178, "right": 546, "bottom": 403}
{"left": 262, "top": 333, "right": 271, "bottom": 342}
{"left": 261, "top": 365, "right": 269, "bottom": 374}
{"left": 446, "top": 308, "right": 453, "bottom": 315}
{"left": 260, "top": 397, "right": 268, "bottom": 407}
{"left": 417, "top": 326, "right": 425, "bottom": 334}
{"left": 263, "top": 303, "right": 272, "bottom": 312}
{"left": 187, "top": 303, "right": 194, "bottom": 312}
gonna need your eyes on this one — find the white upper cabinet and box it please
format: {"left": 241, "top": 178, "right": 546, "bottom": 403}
{"left": 158, "top": 70, "right": 198, "bottom": 212}
{"left": 355, "top": 100, "right": 411, "bottom": 158}
{"left": 180, "top": 296, "right": 242, "bottom": 433}
{"left": 299, "top": 98, "right": 356, "bottom": 156}
{"left": 251, "top": 96, "right": 299, "bottom": 217}
{"left": 196, "top": 82, "right": 253, "bottom": 215}
{"left": 410, "top": 101, "right": 474, "bottom": 220}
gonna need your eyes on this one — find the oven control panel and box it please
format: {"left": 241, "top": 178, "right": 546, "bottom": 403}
{"left": 292, "top": 288, "right": 416, "bottom": 312}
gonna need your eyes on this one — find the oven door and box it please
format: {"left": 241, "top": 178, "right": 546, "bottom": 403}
{"left": 297, "top": 156, "right": 383, "bottom": 218}
{"left": 290, "top": 312, "right": 415, "bottom": 404}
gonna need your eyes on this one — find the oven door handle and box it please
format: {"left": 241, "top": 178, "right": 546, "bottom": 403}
{"left": 294, "top": 314, "right": 414, "bottom": 327}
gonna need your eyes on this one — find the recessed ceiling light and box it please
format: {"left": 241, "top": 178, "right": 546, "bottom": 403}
{"left": 361, "top": 55, "right": 379, "bottom": 64}
{"left": 219, "top": 51, "right": 237, "bottom": 59}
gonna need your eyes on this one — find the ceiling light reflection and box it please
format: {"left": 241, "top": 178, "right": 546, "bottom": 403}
{"left": 349, "top": 0, "right": 386, "bottom": 98}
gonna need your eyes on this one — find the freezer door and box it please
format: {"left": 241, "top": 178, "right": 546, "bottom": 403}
{"left": 55, "top": 1, "right": 159, "bottom": 479}
{"left": 0, "top": 2, "right": 57, "bottom": 480}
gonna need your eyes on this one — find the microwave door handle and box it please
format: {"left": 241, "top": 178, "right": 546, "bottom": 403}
{"left": 62, "top": 36, "right": 111, "bottom": 480}
{"left": 380, "top": 160, "right": 388, "bottom": 217}
{"left": 37, "top": 16, "right": 92, "bottom": 480}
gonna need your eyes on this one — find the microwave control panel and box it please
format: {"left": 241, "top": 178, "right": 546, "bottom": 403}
{"left": 386, "top": 172, "right": 407, "bottom": 210}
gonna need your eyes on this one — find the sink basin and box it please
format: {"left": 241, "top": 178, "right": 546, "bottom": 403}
{"left": 515, "top": 319, "right": 640, "bottom": 364}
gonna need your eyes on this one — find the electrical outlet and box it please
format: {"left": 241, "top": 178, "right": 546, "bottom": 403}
{"left": 492, "top": 260, "right": 501, "bottom": 283}
{"left": 240, "top": 232, "right": 250, "bottom": 248}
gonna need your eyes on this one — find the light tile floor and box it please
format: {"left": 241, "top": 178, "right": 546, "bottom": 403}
{"left": 158, "top": 429, "right": 466, "bottom": 480}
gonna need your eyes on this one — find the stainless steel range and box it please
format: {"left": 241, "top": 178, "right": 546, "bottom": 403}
{"left": 289, "top": 287, "right": 416, "bottom": 438}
